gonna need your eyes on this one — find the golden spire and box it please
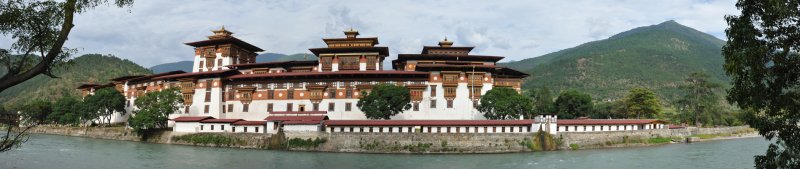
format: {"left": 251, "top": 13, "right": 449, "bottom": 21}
{"left": 209, "top": 25, "right": 233, "bottom": 39}
{"left": 344, "top": 28, "right": 359, "bottom": 38}
{"left": 438, "top": 37, "right": 453, "bottom": 47}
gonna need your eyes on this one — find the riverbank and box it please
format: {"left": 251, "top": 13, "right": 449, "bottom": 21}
{"left": 26, "top": 125, "right": 757, "bottom": 153}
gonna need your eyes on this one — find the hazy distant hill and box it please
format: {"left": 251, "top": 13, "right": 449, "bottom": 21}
{"left": 149, "top": 53, "right": 314, "bottom": 73}
{"left": 0, "top": 54, "right": 151, "bottom": 107}
{"left": 502, "top": 20, "right": 728, "bottom": 103}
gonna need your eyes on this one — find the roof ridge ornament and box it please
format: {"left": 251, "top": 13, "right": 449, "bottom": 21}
{"left": 344, "top": 28, "right": 359, "bottom": 38}
{"left": 209, "top": 25, "right": 234, "bottom": 39}
{"left": 438, "top": 37, "right": 454, "bottom": 47}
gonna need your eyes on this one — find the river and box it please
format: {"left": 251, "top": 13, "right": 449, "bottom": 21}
{"left": 0, "top": 134, "right": 768, "bottom": 169}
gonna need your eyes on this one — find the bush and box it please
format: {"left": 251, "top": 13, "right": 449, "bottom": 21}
{"left": 288, "top": 137, "right": 327, "bottom": 148}
{"left": 172, "top": 133, "right": 244, "bottom": 146}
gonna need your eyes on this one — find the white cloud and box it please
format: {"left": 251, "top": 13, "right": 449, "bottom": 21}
{"left": 0, "top": 0, "right": 739, "bottom": 67}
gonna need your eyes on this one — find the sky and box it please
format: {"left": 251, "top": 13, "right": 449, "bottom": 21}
{"left": 1, "top": 0, "right": 740, "bottom": 67}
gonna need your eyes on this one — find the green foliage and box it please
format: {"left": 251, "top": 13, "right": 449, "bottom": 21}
{"left": 569, "top": 143, "right": 580, "bottom": 150}
{"left": 18, "top": 99, "right": 52, "bottom": 125}
{"left": 128, "top": 88, "right": 182, "bottom": 136}
{"left": 357, "top": 84, "right": 411, "bottom": 120}
{"left": 0, "top": 54, "right": 151, "bottom": 107}
{"left": 624, "top": 87, "right": 662, "bottom": 119}
{"left": 528, "top": 86, "right": 555, "bottom": 115}
{"left": 287, "top": 137, "right": 327, "bottom": 148}
{"left": 83, "top": 88, "right": 125, "bottom": 125}
{"left": 172, "top": 133, "right": 244, "bottom": 146}
{"left": 677, "top": 72, "right": 724, "bottom": 126}
{"left": 503, "top": 21, "right": 729, "bottom": 104}
{"left": 590, "top": 100, "right": 627, "bottom": 119}
{"left": 478, "top": 87, "right": 533, "bottom": 119}
{"left": 49, "top": 96, "right": 86, "bottom": 125}
{"left": 554, "top": 90, "right": 593, "bottom": 119}
{"left": 723, "top": 1, "right": 800, "bottom": 167}
{"left": 520, "top": 130, "right": 558, "bottom": 151}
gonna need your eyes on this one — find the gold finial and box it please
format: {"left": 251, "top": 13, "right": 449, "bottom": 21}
{"left": 344, "top": 27, "right": 359, "bottom": 38}
{"left": 209, "top": 25, "right": 233, "bottom": 39}
{"left": 438, "top": 37, "right": 453, "bottom": 47}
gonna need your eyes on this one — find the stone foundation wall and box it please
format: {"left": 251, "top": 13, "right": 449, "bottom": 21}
{"left": 292, "top": 132, "right": 539, "bottom": 153}
{"left": 557, "top": 126, "right": 754, "bottom": 149}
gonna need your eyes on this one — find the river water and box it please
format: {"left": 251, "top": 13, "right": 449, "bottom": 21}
{"left": 0, "top": 134, "right": 768, "bottom": 169}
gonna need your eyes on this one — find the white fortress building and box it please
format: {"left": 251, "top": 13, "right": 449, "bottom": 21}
{"left": 79, "top": 27, "right": 666, "bottom": 135}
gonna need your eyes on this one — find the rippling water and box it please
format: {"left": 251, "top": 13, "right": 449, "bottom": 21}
{"left": 0, "top": 134, "right": 768, "bottom": 169}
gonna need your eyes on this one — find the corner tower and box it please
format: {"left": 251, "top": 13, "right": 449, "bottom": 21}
{"left": 185, "top": 26, "right": 264, "bottom": 72}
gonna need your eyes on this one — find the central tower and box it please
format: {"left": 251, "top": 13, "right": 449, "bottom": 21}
{"left": 308, "top": 29, "right": 389, "bottom": 72}
{"left": 185, "top": 26, "right": 264, "bottom": 73}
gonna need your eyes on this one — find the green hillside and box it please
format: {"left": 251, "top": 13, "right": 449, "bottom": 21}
{"left": 0, "top": 54, "right": 152, "bottom": 107}
{"left": 502, "top": 20, "right": 728, "bottom": 103}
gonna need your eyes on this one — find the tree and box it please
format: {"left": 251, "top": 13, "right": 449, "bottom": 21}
{"left": 678, "top": 72, "right": 722, "bottom": 126}
{"left": 49, "top": 96, "right": 85, "bottom": 125}
{"left": 18, "top": 100, "right": 52, "bottom": 125}
{"left": 554, "top": 90, "right": 593, "bottom": 119}
{"left": 478, "top": 87, "right": 533, "bottom": 120}
{"left": 83, "top": 88, "right": 126, "bottom": 125}
{"left": 591, "top": 100, "right": 627, "bottom": 119}
{"left": 0, "top": 0, "right": 133, "bottom": 152}
{"left": 128, "top": 88, "right": 182, "bottom": 136}
{"left": 356, "top": 84, "right": 411, "bottom": 120}
{"left": 723, "top": 1, "right": 800, "bottom": 168}
{"left": 529, "top": 86, "right": 555, "bottom": 116}
{"left": 624, "top": 87, "right": 662, "bottom": 119}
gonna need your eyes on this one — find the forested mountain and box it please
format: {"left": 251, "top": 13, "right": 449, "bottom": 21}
{"left": 502, "top": 20, "right": 728, "bottom": 103}
{"left": 0, "top": 54, "right": 151, "bottom": 107}
{"left": 149, "top": 53, "right": 314, "bottom": 73}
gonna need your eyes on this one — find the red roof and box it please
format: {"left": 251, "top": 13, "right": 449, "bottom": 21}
{"left": 153, "top": 69, "right": 239, "bottom": 80}
{"left": 324, "top": 120, "right": 534, "bottom": 126}
{"left": 200, "top": 118, "right": 243, "bottom": 123}
{"left": 232, "top": 120, "right": 269, "bottom": 125}
{"left": 226, "top": 60, "right": 318, "bottom": 69}
{"left": 309, "top": 46, "right": 389, "bottom": 56}
{"left": 172, "top": 116, "right": 215, "bottom": 122}
{"left": 185, "top": 37, "right": 264, "bottom": 52}
{"left": 282, "top": 121, "right": 322, "bottom": 125}
{"left": 264, "top": 116, "right": 328, "bottom": 122}
{"left": 269, "top": 111, "right": 327, "bottom": 115}
{"left": 127, "top": 71, "right": 186, "bottom": 83}
{"left": 557, "top": 119, "right": 666, "bottom": 125}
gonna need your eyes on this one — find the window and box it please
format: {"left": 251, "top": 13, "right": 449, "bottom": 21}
{"left": 287, "top": 103, "right": 293, "bottom": 111}
{"left": 328, "top": 89, "right": 336, "bottom": 99}
{"left": 184, "top": 106, "right": 190, "bottom": 114}
{"left": 313, "top": 103, "right": 319, "bottom": 111}
{"left": 244, "top": 127, "right": 248, "bottom": 132}
{"left": 410, "top": 90, "right": 423, "bottom": 101}
{"left": 443, "top": 74, "right": 459, "bottom": 83}
{"left": 430, "top": 100, "right": 436, "bottom": 108}
{"left": 299, "top": 104, "right": 306, "bottom": 111}
{"left": 267, "top": 90, "right": 274, "bottom": 99}
{"left": 345, "top": 103, "right": 352, "bottom": 111}
{"left": 227, "top": 104, "right": 233, "bottom": 112}
{"left": 345, "top": 88, "right": 353, "bottom": 98}
{"left": 221, "top": 125, "right": 225, "bottom": 131}
{"left": 287, "top": 89, "right": 294, "bottom": 99}
{"left": 198, "top": 61, "right": 204, "bottom": 69}
{"left": 255, "top": 127, "right": 259, "bottom": 133}
{"left": 267, "top": 103, "right": 273, "bottom": 112}
{"left": 242, "top": 104, "right": 249, "bottom": 112}
{"left": 204, "top": 105, "right": 209, "bottom": 113}
{"left": 366, "top": 56, "right": 377, "bottom": 70}
{"left": 222, "top": 105, "right": 226, "bottom": 113}
{"left": 321, "top": 56, "right": 333, "bottom": 71}
{"left": 200, "top": 125, "right": 204, "bottom": 130}
{"left": 217, "top": 59, "right": 223, "bottom": 67}
{"left": 204, "top": 90, "right": 211, "bottom": 102}
{"left": 232, "top": 126, "right": 236, "bottom": 132}
{"left": 447, "top": 100, "right": 453, "bottom": 108}
{"left": 339, "top": 56, "right": 359, "bottom": 70}
{"left": 328, "top": 102, "right": 335, "bottom": 111}
{"left": 430, "top": 85, "right": 437, "bottom": 97}
{"left": 444, "top": 87, "right": 457, "bottom": 97}
{"left": 228, "top": 90, "right": 235, "bottom": 100}
{"left": 211, "top": 125, "right": 215, "bottom": 130}
{"left": 413, "top": 103, "right": 419, "bottom": 111}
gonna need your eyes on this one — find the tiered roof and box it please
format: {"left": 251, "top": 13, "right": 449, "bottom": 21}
{"left": 308, "top": 29, "right": 389, "bottom": 57}
{"left": 185, "top": 26, "right": 264, "bottom": 52}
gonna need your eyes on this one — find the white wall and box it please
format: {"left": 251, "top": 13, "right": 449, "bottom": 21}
{"left": 174, "top": 122, "right": 201, "bottom": 132}
{"left": 284, "top": 124, "right": 320, "bottom": 132}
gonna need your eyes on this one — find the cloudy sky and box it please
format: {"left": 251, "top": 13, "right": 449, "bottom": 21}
{"left": 3, "top": 0, "right": 740, "bottom": 67}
